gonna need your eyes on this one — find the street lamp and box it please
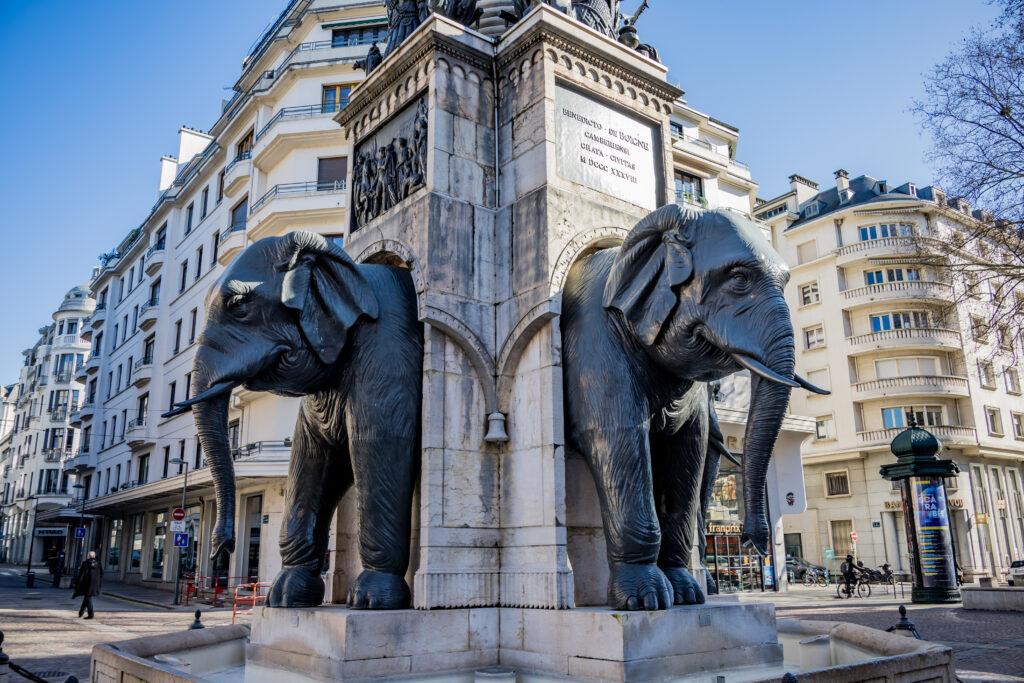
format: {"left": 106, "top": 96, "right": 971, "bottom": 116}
{"left": 71, "top": 483, "right": 86, "bottom": 571}
{"left": 169, "top": 458, "right": 189, "bottom": 606}
{"left": 25, "top": 495, "right": 37, "bottom": 588}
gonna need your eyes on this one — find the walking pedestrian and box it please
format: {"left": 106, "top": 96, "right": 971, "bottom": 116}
{"left": 73, "top": 550, "right": 103, "bottom": 619}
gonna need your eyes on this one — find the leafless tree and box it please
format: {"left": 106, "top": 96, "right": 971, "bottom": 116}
{"left": 912, "top": 0, "right": 1024, "bottom": 356}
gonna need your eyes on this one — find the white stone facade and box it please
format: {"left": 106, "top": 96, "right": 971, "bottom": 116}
{"left": 760, "top": 171, "right": 1024, "bottom": 580}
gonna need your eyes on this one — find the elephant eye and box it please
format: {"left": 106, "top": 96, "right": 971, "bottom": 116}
{"left": 227, "top": 295, "right": 249, "bottom": 318}
{"left": 729, "top": 268, "right": 753, "bottom": 293}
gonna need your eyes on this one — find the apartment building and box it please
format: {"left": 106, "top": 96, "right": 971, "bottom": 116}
{"left": 758, "top": 170, "right": 1024, "bottom": 580}
{"left": 0, "top": 285, "right": 94, "bottom": 566}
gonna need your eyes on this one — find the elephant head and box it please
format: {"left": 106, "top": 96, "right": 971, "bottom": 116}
{"left": 163, "top": 231, "right": 378, "bottom": 562}
{"left": 603, "top": 205, "right": 827, "bottom": 554}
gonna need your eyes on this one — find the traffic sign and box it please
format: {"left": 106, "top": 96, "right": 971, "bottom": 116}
{"left": 850, "top": 531, "right": 858, "bottom": 542}
{"left": 824, "top": 548, "right": 835, "bottom": 560}
{"left": 170, "top": 520, "right": 186, "bottom": 533}
{"left": 173, "top": 533, "right": 189, "bottom": 548}
{"left": 74, "top": 527, "right": 87, "bottom": 539}
{"left": 172, "top": 508, "right": 186, "bottom": 522}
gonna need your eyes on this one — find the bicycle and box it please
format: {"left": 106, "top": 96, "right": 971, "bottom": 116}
{"left": 803, "top": 568, "right": 827, "bottom": 587}
{"left": 836, "top": 577, "right": 871, "bottom": 599}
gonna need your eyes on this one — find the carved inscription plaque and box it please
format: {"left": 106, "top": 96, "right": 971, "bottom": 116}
{"left": 555, "top": 85, "right": 659, "bottom": 210}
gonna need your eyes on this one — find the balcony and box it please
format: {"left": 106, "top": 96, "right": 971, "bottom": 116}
{"left": 74, "top": 361, "right": 90, "bottom": 382}
{"left": 42, "top": 448, "right": 72, "bottom": 463}
{"left": 231, "top": 440, "right": 292, "bottom": 462}
{"left": 69, "top": 399, "right": 95, "bottom": 427}
{"left": 145, "top": 243, "right": 166, "bottom": 276}
{"left": 55, "top": 334, "right": 88, "bottom": 349}
{"left": 834, "top": 237, "right": 920, "bottom": 266}
{"left": 218, "top": 221, "right": 248, "bottom": 266}
{"left": 139, "top": 298, "right": 159, "bottom": 331}
{"left": 62, "top": 450, "right": 95, "bottom": 473}
{"left": 672, "top": 135, "right": 749, "bottom": 175}
{"left": 84, "top": 355, "right": 101, "bottom": 376}
{"left": 851, "top": 374, "right": 970, "bottom": 401}
{"left": 132, "top": 357, "right": 153, "bottom": 387}
{"left": 858, "top": 425, "right": 977, "bottom": 449}
{"left": 53, "top": 370, "right": 73, "bottom": 384}
{"left": 224, "top": 151, "right": 252, "bottom": 197}
{"left": 841, "top": 281, "right": 953, "bottom": 308}
{"left": 247, "top": 181, "right": 347, "bottom": 241}
{"left": 80, "top": 325, "right": 93, "bottom": 342}
{"left": 252, "top": 102, "right": 347, "bottom": 170}
{"left": 48, "top": 405, "right": 69, "bottom": 422}
{"left": 846, "top": 327, "right": 962, "bottom": 355}
{"left": 90, "top": 303, "right": 107, "bottom": 328}
{"left": 126, "top": 416, "right": 152, "bottom": 449}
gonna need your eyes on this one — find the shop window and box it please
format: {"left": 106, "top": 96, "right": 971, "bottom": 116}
{"left": 106, "top": 519, "right": 122, "bottom": 570}
{"left": 825, "top": 471, "right": 850, "bottom": 497}
{"left": 129, "top": 515, "right": 143, "bottom": 573}
{"left": 829, "top": 519, "right": 854, "bottom": 557}
{"left": 151, "top": 512, "right": 166, "bottom": 580}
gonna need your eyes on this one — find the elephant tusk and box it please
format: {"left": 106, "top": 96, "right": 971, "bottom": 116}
{"left": 729, "top": 353, "right": 800, "bottom": 389}
{"left": 794, "top": 373, "right": 831, "bottom": 395}
{"left": 161, "top": 380, "right": 239, "bottom": 418}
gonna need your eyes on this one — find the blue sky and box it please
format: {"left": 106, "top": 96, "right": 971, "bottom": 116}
{"left": 0, "top": 1, "right": 1000, "bottom": 383}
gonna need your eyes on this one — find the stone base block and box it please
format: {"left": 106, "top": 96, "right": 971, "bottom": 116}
{"left": 249, "top": 603, "right": 781, "bottom": 682}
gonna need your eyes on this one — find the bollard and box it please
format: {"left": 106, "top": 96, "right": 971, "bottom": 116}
{"left": 885, "top": 605, "right": 922, "bottom": 640}
{"left": 25, "top": 572, "right": 34, "bottom": 589}
{"left": 0, "top": 631, "right": 9, "bottom": 683}
{"left": 189, "top": 609, "right": 205, "bottom": 630}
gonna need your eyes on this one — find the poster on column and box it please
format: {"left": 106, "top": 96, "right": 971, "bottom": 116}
{"left": 555, "top": 84, "right": 660, "bottom": 210}
{"left": 909, "top": 476, "right": 957, "bottom": 589}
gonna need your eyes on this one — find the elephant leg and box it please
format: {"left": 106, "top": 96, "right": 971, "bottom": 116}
{"left": 579, "top": 425, "right": 672, "bottom": 611}
{"left": 269, "top": 413, "right": 351, "bottom": 608}
{"left": 653, "top": 411, "right": 709, "bottom": 605}
{"left": 697, "top": 405, "right": 728, "bottom": 595}
{"left": 346, "top": 430, "right": 417, "bottom": 610}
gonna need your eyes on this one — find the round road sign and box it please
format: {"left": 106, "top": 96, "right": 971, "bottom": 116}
{"left": 172, "top": 507, "right": 186, "bottom": 522}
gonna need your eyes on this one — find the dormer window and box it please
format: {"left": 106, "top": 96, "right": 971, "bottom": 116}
{"left": 908, "top": 184, "right": 917, "bottom": 197}
{"left": 804, "top": 203, "right": 819, "bottom": 218}
{"left": 878, "top": 182, "right": 887, "bottom": 194}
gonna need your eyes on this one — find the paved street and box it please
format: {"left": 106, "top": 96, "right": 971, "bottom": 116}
{"left": 0, "top": 564, "right": 245, "bottom": 682}
{"left": 2, "top": 564, "right": 1021, "bottom": 682}
{"left": 743, "top": 583, "right": 1024, "bottom": 682}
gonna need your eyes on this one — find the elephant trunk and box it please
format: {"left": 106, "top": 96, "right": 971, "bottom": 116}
{"left": 190, "top": 358, "right": 237, "bottom": 563}
{"left": 739, "top": 313, "right": 795, "bottom": 556}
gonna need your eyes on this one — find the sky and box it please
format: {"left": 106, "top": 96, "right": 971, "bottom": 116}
{"left": 0, "top": 0, "right": 1002, "bottom": 383}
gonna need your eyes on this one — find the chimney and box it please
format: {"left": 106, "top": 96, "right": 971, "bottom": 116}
{"left": 789, "top": 173, "right": 819, "bottom": 205}
{"left": 834, "top": 169, "right": 849, "bottom": 194}
{"left": 178, "top": 126, "right": 213, "bottom": 167}
{"left": 159, "top": 155, "right": 178, "bottom": 192}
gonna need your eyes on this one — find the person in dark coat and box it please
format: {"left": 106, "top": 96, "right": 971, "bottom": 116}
{"left": 73, "top": 550, "right": 103, "bottom": 619}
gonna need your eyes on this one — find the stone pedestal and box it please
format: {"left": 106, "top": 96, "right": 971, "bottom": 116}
{"left": 248, "top": 602, "right": 783, "bottom": 682}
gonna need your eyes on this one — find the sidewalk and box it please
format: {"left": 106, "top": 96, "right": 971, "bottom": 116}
{"left": 0, "top": 563, "right": 231, "bottom": 612}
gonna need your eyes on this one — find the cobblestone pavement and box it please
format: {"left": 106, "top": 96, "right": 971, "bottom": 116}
{"left": 743, "top": 583, "right": 1024, "bottom": 682}
{"left": 0, "top": 565, "right": 246, "bottom": 682}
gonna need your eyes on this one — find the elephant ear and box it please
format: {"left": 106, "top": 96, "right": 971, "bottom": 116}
{"left": 279, "top": 232, "right": 379, "bottom": 364}
{"left": 603, "top": 204, "right": 701, "bottom": 346}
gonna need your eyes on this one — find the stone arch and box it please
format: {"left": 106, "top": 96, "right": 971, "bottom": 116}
{"left": 548, "top": 226, "right": 629, "bottom": 297}
{"left": 496, "top": 298, "right": 560, "bottom": 414}
{"left": 420, "top": 307, "right": 498, "bottom": 415}
{"left": 354, "top": 237, "right": 427, "bottom": 295}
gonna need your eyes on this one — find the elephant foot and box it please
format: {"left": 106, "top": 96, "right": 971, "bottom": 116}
{"left": 267, "top": 566, "right": 326, "bottom": 607}
{"left": 661, "top": 565, "right": 705, "bottom": 605}
{"left": 607, "top": 561, "right": 672, "bottom": 611}
{"left": 348, "top": 569, "right": 411, "bottom": 610}
{"left": 703, "top": 567, "right": 719, "bottom": 595}
{"left": 741, "top": 516, "right": 770, "bottom": 557}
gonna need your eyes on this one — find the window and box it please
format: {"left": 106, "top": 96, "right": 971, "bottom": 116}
{"left": 185, "top": 372, "right": 192, "bottom": 400}
{"left": 230, "top": 197, "right": 247, "bottom": 232}
{"left": 815, "top": 416, "right": 836, "bottom": 440}
{"left": 674, "top": 170, "right": 704, "bottom": 204}
{"left": 137, "top": 453, "right": 149, "bottom": 485}
{"left": 804, "top": 203, "right": 819, "bottom": 218}
{"left": 168, "top": 382, "right": 177, "bottom": 411}
{"left": 229, "top": 420, "right": 241, "bottom": 450}
{"left": 800, "top": 282, "right": 819, "bottom": 306}
{"left": 235, "top": 129, "right": 254, "bottom": 160}
{"left": 331, "top": 25, "right": 386, "bottom": 47}
{"left": 151, "top": 512, "right": 166, "bottom": 579}
{"left": 217, "top": 170, "right": 225, "bottom": 203}
{"left": 971, "top": 316, "right": 988, "bottom": 342}
{"left": 829, "top": 519, "right": 854, "bottom": 557}
{"left": 317, "top": 157, "right": 348, "bottom": 190}
{"left": 162, "top": 446, "right": 171, "bottom": 478}
{"left": 195, "top": 247, "right": 204, "bottom": 280}
{"left": 804, "top": 325, "right": 825, "bottom": 350}
{"left": 875, "top": 357, "right": 938, "bottom": 378}
{"left": 189, "top": 309, "right": 198, "bottom": 344}
{"left": 321, "top": 84, "right": 352, "bottom": 113}
{"left": 998, "top": 326, "right": 1012, "bottom": 350}
{"left": 986, "top": 407, "right": 1004, "bottom": 435}
{"left": 883, "top": 405, "right": 944, "bottom": 429}
{"left": 143, "top": 336, "right": 155, "bottom": 364}
{"left": 669, "top": 121, "right": 684, "bottom": 137}
{"left": 200, "top": 187, "right": 209, "bottom": 219}
{"left": 865, "top": 270, "right": 884, "bottom": 286}
{"left": 212, "top": 231, "right": 220, "bottom": 264}
{"left": 1006, "top": 367, "right": 1021, "bottom": 395}
{"left": 323, "top": 233, "right": 345, "bottom": 248}
{"left": 1011, "top": 412, "right": 1024, "bottom": 439}
{"left": 859, "top": 223, "right": 913, "bottom": 241}
{"left": 979, "top": 361, "right": 996, "bottom": 388}
{"left": 806, "top": 368, "right": 830, "bottom": 392}
{"left": 111, "top": 324, "right": 119, "bottom": 350}
{"left": 179, "top": 261, "right": 188, "bottom": 292}
{"left": 185, "top": 203, "right": 194, "bottom": 234}
{"left": 796, "top": 240, "right": 817, "bottom": 264}
{"left": 173, "top": 320, "right": 182, "bottom": 354}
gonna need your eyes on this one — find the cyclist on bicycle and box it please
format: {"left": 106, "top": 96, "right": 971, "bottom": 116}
{"left": 841, "top": 554, "right": 857, "bottom": 595}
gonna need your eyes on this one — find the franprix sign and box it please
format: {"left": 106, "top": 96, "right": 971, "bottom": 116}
{"left": 555, "top": 84, "right": 660, "bottom": 211}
